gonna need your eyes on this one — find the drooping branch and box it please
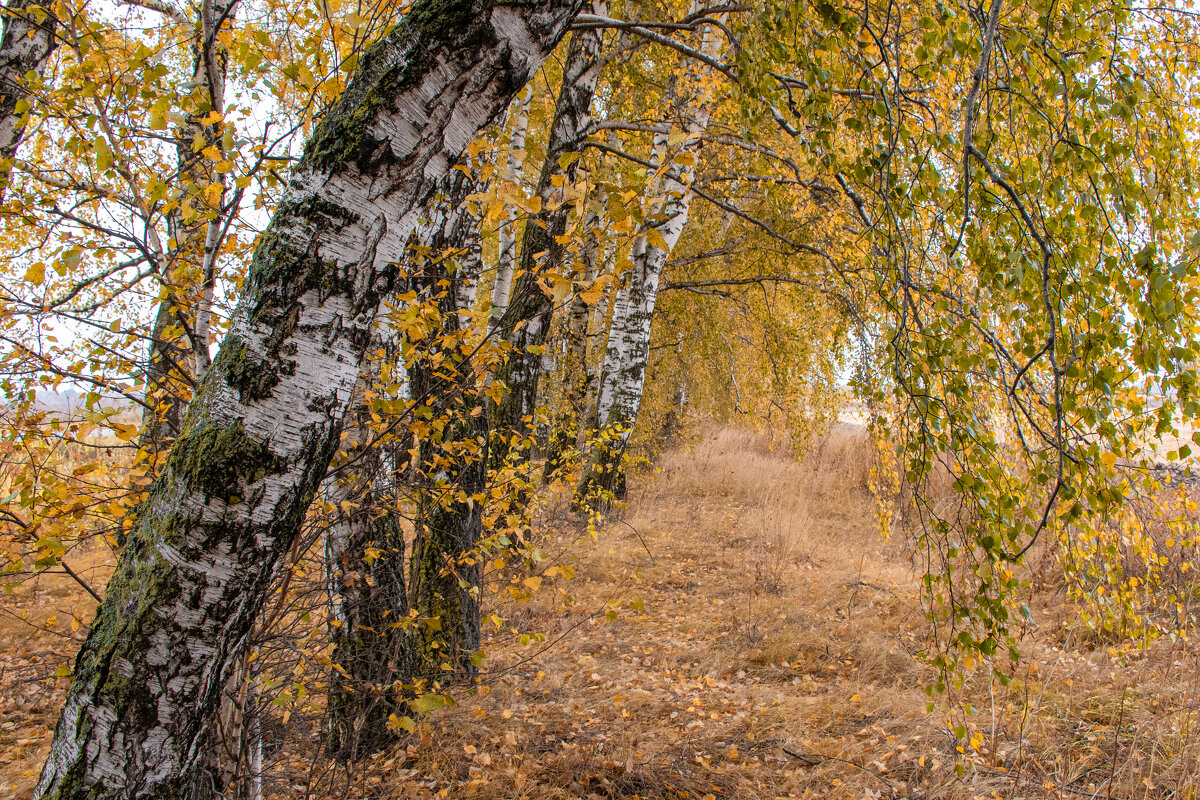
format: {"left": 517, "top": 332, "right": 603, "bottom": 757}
{"left": 118, "top": 0, "right": 191, "bottom": 25}
{"left": 572, "top": 12, "right": 736, "bottom": 78}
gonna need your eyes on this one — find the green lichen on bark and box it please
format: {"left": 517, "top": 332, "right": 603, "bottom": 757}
{"left": 213, "top": 335, "right": 279, "bottom": 402}
{"left": 246, "top": 197, "right": 361, "bottom": 323}
{"left": 43, "top": 511, "right": 192, "bottom": 798}
{"left": 164, "top": 419, "right": 286, "bottom": 502}
{"left": 299, "top": 0, "right": 496, "bottom": 175}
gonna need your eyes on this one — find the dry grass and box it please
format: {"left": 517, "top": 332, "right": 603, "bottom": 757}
{"left": 0, "top": 544, "right": 113, "bottom": 799}
{"left": 3, "top": 421, "right": 1200, "bottom": 799}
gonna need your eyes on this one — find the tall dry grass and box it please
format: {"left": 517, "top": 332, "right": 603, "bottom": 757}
{"left": 5, "top": 419, "right": 1200, "bottom": 800}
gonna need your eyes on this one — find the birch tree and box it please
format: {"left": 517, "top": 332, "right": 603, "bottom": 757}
{"left": 33, "top": 0, "right": 584, "bottom": 795}
{"left": 405, "top": 172, "right": 494, "bottom": 686}
{"left": 544, "top": 208, "right": 603, "bottom": 477}
{"left": 324, "top": 164, "right": 491, "bottom": 761}
{"left": 579, "top": 14, "right": 722, "bottom": 503}
{"left": 140, "top": 0, "right": 238, "bottom": 454}
{"left": 489, "top": 85, "right": 532, "bottom": 332}
{"left": 491, "top": 3, "right": 605, "bottom": 467}
{"left": 323, "top": 361, "right": 411, "bottom": 762}
{"left": 0, "top": 0, "right": 56, "bottom": 199}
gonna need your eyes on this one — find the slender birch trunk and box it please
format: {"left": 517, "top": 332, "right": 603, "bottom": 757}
{"left": 183, "top": 0, "right": 234, "bottom": 384}
{"left": 404, "top": 166, "right": 490, "bottom": 683}
{"left": 34, "top": 1, "right": 583, "bottom": 795}
{"left": 140, "top": 0, "right": 236, "bottom": 452}
{"left": 324, "top": 367, "right": 412, "bottom": 762}
{"left": 489, "top": 85, "right": 532, "bottom": 331}
{"left": 582, "top": 233, "right": 617, "bottom": 432}
{"left": 544, "top": 210, "right": 601, "bottom": 477}
{"left": 0, "top": 0, "right": 57, "bottom": 201}
{"left": 455, "top": 214, "right": 485, "bottom": 311}
{"left": 578, "top": 21, "right": 721, "bottom": 505}
{"left": 491, "top": 2, "right": 605, "bottom": 467}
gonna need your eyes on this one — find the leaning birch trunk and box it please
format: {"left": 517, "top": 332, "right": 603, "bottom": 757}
{"left": 490, "top": 2, "right": 605, "bottom": 468}
{"left": 34, "top": 0, "right": 584, "bottom": 796}
{"left": 489, "top": 84, "right": 532, "bottom": 331}
{"left": 0, "top": 0, "right": 57, "bottom": 201}
{"left": 578, "top": 27, "right": 721, "bottom": 506}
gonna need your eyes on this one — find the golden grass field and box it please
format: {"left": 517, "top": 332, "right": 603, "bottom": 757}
{"left": 2, "top": 423, "right": 1199, "bottom": 798}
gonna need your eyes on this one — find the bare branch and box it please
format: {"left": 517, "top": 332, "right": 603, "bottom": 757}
{"left": 119, "top": 0, "right": 191, "bottom": 26}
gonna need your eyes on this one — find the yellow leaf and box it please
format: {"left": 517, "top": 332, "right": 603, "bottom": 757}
{"left": 645, "top": 227, "right": 669, "bottom": 252}
{"left": 95, "top": 138, "right": 113, "bottom": 170}
{"left": 388, "top": 713, "right": 416, "bottom": 732}
{"left": 578, "top": 274, "right": 615, "bottom": 305}
{"left": 24, "top": 262, "right": 45, "bottom": 285}
{"left": 111, "top": 423, "right": 138, "bottom": 442}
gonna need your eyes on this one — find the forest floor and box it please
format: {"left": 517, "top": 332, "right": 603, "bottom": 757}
{"left": 3, "top": 423, "right": 1200, "bottom": 799}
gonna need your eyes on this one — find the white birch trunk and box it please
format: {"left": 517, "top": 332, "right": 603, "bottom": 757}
{"left": 489, "top": 84, "right": 532, "bottom": 330}
{"left": 581, "top": 14, "right": 721, "bottom": 501}
{"left": 188, "top": 0, "right": 233, "bottom": 382}
{"left": 0, "top": 0, "right": 57, "bottom": 199}
{"left": 141, "top": 0, "right": 236, "bottom": 451}
{"left": 544, "top": 211, "right": 602, "bottom": 475}
{"left": 35, "top": 1, "right": 584, "bottom": 796}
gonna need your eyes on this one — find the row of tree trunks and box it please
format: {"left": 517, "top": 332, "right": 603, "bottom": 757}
{"left": 579, "top": 18, "right": 722, "bottom": 504}
{"left": 34, "top": 0, "right": 584, "bottom": 795}
{"left": 490, "top": 2, "right": 606, "bottom": 469}
{"left": 0, "top": 0, "right": 57, "bottom": 200}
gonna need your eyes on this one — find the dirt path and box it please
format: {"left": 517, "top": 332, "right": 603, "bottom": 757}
{"left": 380, "top": 426, "right": 956, "bottom": 800}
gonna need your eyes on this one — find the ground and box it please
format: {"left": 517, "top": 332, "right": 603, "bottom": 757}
{"left": 2, "top": 423, "right": 1199, "bottom": 799}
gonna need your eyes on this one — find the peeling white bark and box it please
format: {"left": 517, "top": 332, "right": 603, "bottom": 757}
{"left": 35, "top": 1, "right": 584, "bottom": 797}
